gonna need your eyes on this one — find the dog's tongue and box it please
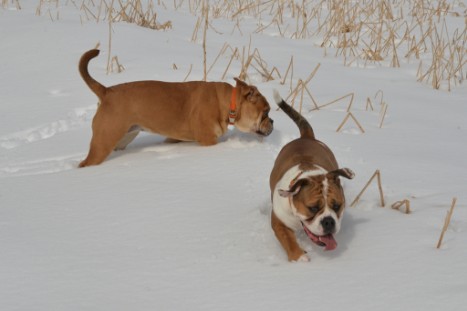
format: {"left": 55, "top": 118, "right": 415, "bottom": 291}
{"left": 318, "top": 234, "right": 337, "bottom": 251}
{"left": 303, "top": 225, "right": 337, "bottom": 251}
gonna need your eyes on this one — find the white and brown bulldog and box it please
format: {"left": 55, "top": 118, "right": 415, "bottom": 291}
{"left": 270, "top": 91, "right": 354, "bottom": 262}
{"left": 78, "top": 49, "right": 274, "bottom": 167}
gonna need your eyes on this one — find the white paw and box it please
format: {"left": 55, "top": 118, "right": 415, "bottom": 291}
{"left": 296, "top": 254, "right": 310, "bottom": 262}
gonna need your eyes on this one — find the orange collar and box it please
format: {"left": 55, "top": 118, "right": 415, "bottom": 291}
{"left": 228, "top": 87, "right": 237, "bottom": 125}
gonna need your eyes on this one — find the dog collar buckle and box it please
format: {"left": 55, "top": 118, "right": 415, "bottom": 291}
{"left": 229, "top": 87, "right": 237, "bottom": 125}
{"left": 228, "top": 110, "right": 236, "bottom": 125}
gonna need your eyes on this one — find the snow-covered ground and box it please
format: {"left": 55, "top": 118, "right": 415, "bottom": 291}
{"left": 1, "top": 1, "right": 466, "bottom": 310}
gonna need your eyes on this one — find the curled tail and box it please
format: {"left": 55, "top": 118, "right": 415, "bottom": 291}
{"left": 273, "top": 89, "right": 315, "bottom": 139}
{"left": 79, "top": 49, "right": 106, "bottom": 99}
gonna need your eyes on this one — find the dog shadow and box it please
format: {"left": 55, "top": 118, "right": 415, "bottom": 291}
{"left": 105, "top": 133, "right": 193, "bottom": 162}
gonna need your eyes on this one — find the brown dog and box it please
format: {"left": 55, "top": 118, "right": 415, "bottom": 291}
{"left": 269, "top": 91, "right": 354, "bottom": 262}
{"left": 78, "top": 49, "right": 274, "bottom": 167}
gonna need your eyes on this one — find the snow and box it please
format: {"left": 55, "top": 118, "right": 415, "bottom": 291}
{"left": 1, "top": 1, "right": 466, "bottom": 310}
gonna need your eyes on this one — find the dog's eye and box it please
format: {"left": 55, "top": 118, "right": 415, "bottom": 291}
{"left": 332, "top": 203, "right": 341, "bottom": 212}
{"left": 308, "top": 205, "right": 320, "bottom": 214}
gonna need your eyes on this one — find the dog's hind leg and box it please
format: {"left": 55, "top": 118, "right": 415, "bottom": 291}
{"left": 79, "top": 112, "right": 130, "bottom": 167}
{"left": 114, "top": 126, "right": 140, "bottom": 150}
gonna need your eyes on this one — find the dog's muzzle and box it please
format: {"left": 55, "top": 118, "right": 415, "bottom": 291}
{"left": 256, "top": 117, "right": 274, "bottom": 136}
{"left": 302, "top": 221, "right": 337, "bottom": 251}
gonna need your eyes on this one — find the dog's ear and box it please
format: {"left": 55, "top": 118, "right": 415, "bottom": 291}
{"left": 278, "top": 179, "right": 308, "bottom": 198}
{"left": 234, "top": 77, "right": 248, "bottom": 88}
{"left": 278, "top": 186, "right": 301, "bottom": 198}
{"left": 328, "top": 168, "right": 355, "bottom": 180}
{"left": 234, "top": 78, "right": 256, "bottom": 100}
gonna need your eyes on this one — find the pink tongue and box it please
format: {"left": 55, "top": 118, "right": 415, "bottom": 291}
{"left": 319, "top": 234, "right": 337, "bottom": 251}
{"left": 303, "top": 225, "right": 337, "bottom": 251}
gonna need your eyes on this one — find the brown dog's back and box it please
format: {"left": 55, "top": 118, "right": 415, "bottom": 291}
{"left": 270, "top": 91, "right": 339, "bottom": 191}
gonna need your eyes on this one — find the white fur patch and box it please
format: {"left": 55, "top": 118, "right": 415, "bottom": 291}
{"left": 307, "top": 206, "right": 341, "bottom": 237}
{"left": 296, "top": 254, "right": 310, "bottom": 262}
{"left": 273, "top": 89, "right": 282, "bottom": 105}
{"left": 272, "top": 165, "right": 328, "bottom": 231}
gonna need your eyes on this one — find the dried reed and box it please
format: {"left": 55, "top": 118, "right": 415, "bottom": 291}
{"left": 391, "top": 200, "right": 411, "bottom": 214}
{"left": 436, "top": 197, "right": 458, "bottom": 249}
{"left": 202, "top": 1, "right": 208, "bottom": 81}
{"left": 313, "top": 93, "right": 355, "bottom": 112}
{"left": 336, "top": 112, "right": 365, "bottom": 134}
{"left": 106, "top": 0, "right": 114, "bottom": 75}
{"left": 379, "top": 102, "right": 388, "bottom": 128}
{"left": 350, "top": 170, "right": 385, "bottom": 208}
{"left": 285, "top": 63, "right": 320, "bottom": 111}
{"left": 183, "top": 64, "right": 193, "bottom": 82}
{"left": 366, "top": 97, "right": 374, "bottom": 111}
{"left": 33, "top": 0, "right": 465, "bottom": 90}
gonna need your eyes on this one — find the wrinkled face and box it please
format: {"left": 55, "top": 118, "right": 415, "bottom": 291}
{"left": 294, "top": 176, "right": 344, "bottom": 249}
{"left": 233, "top": 79, "right": 274, "bottom": 136}
{"left": 279, "top": 168, "right": 354, "bottom": 250}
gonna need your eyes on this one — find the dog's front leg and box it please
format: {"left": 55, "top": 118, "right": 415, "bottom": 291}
{"left": 271, "top": 211, "right": 309, "bottom": 262}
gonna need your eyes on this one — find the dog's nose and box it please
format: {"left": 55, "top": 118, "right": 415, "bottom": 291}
{"left": 321, "top": 216, "right": 335, "bottom": 234}
{"left": 270, "top": 118, "right": 274, "bottom": 124}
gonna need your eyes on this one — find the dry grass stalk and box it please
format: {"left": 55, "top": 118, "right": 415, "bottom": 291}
{"left": 284, "top": 63, "right": 320, "bottom": 111}
{"left": 436, "top": 197, "right": 458, "bottom": 249}
{"left": 238, "top": 48, "right": 251, "bottom": 81}
{"left": 109, "top": 56, "right": 125, "bottom": 73}
{"left": 183, "top": 64, "right": 193, "bottom": 82}
{"left": 379, "top": 102, "right": 388, "bottom": 128}
{"left": 231, "top": 18, "right": 243, "bottom": 35}
{"left": 191, "top": 17, "right": 202, "bottom": 42}
{"left": 3, "top": 0, "right": 21, "bottom": 10}
{"left": 265, "top": 66, "right": 282, "bottom": 82}
{"left": 286, "top": 80, "right": 318, "bottom": 113}
{"left": 79, "top": 2, "right": 98, "bottom": 22}
{"left": 224, "top": 39, "right": 284, "bottom": 83}
{"left": 350, "top": 169, "right": 385, "bottom": 208}
{"left": 47, "top": 8, "right": 59, "bottom": 21}
{"left": 76, "top": 0, "right": 171, "bottom": 31}
{"left": 366, "top": 97, "right": 374, "bottom": 111}
{"left": 202, "top": 1, "right": 208, "bottom": 81}
{"left": 280, "top": 56, "right": 294, "bottom": 90}
{"left": 362, "top": 48, "right": 384, "bottom": 61}
{"left": 251, "top": 51, "right": 276, "bottom": 81}
{"left": 106, "top": 0, "right": 115, "bottom": 75}
{"left": 312, "top": 93, "right": 354, "bottom": 112}
{"left": 416, "top": 17, "right": 466, "bottom": 90}
{"left": 286, "top": 63, "right": 320, "bottom": 100}
{"left": 221, "top": 47, "right": 240, "bottom": 80}
{"left": 336, "top": 112, "right": 365, "bottom": 134}
{"left": 374, "top": 89, "right": 384, "bottom": 105}
{"left": 33, "top": 0, "right": 464, "bottom": 91}
{"left": 207, "top": 43, "right": 230, "bottom": 75}
{"left": 391, "top": 200, "right": 411, "bottom": 214}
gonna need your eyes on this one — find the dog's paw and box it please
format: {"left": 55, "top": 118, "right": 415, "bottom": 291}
{"left": 290, "top": 253, "right": 310, "bottom": 262}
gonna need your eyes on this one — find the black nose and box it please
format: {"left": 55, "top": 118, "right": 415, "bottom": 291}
{"left": 321, "top": 216, "right": 335, "bottom": 234}
{"left": 270, "top": 118, "right": 274, "bottom": 124}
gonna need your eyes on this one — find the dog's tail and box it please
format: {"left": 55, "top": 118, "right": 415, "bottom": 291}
{"left": 79, "top": 49, "right": 106, "bottom": 99}
{"left": 273, "top": 89, "right": 315, "bottom": 140}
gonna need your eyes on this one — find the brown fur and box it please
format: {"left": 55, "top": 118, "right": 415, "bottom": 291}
{"left": 78, "top": 49, "right": 273, "bottom": 167}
